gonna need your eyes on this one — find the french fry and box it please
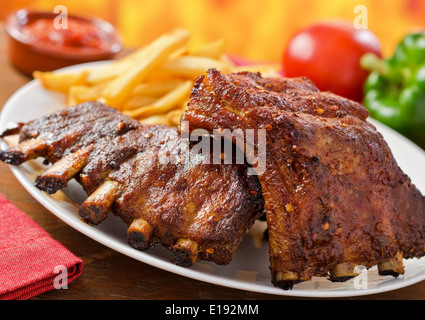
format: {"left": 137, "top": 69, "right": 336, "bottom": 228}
{"left": 67, "top": 92, "right": 78, "bottom": 107}
{"left": 123, "top": 80, "right": 192, "bottom": 119}
{"left": 168, "top": 46, "right": 188, "bottom": 60}
{"left": 159, "top": 55, "right": 233, "bottom": 78}
{"left": 190, "top": 38, "right": 226, "bottom": 59}
{"left": 34, "top": 28, "right": 279, "bottom": 127}
{"left": 131, "top": 79, "right": 184, "bottom": 97}
{"left": 123, "top": 96, "right": 157, "bottom": 111}
{"left": 102, "top": 29, "right": 190, "bottom": 108}
{"left": 166, "top": 109, "right": 184, "bottom": 126}
{"left": 34, "top": 70, "right": 88, "bottom": 93}
{"left": 85, "top": 46, "right": 149, "bottom": 85}
{"left": 139, "top": 114, "right": 170, "bottom": 125}
{"left": 179, "top": 98, "right": 190, "bottom": 110}
{"left": 68, "top": 82, "right": 109, "bottom": 104}
{"left": 85, "top": 58, "right": 132, "bottom": 86}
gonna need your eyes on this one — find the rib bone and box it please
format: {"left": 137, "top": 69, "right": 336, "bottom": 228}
{"left": 79, "top": 179, "right": 122, "bottom": 224}
{"left": 272, "top": 271, "right": 301, "bottom": 290}
{"left": 35, "top": 146, "right": 93, "bottom": 194}
{"left": 0, "top": 138, "right": 47, "bottom": 165}
{"left": 127, "top": 218, "right": 154, "bottom": 250}
{"left": 171, "top": 238, "right": 200, "bottom": 267}
{"left": 328, "top": 262, "right": 359, "bottom": 282}
{"left": 0, "top": 124, "right": 23, "bottom": 137}
{"left": 378, "top": 251, "right": 404, "bottom": 277}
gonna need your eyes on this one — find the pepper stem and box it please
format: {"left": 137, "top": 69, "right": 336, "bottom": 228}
{"left": 360, "top": 53, "right": 391, "bottom": 78}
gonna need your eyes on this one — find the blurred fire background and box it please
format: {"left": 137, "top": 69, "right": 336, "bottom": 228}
{"left": 1, "top": 0, "right": 425, "bottom": 62}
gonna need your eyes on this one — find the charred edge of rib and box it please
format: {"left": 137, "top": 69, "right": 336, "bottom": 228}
{"left": 3, "top": 138, "right": 48, "bottom": 164}
{"left": 0, "top": 124, "right": 23, "bottom": 137}
{"left": 127, "top": 219, "right": 154, "bottom": 251}
{"left": 0, "top": 150, "right": 26, "bottom": 165}
{"left": 171, "top": 239, "right": 199, "bottom": 267}
{"left": 78, "top": 180, "right": 122, "bottom": 225}
{"left": 378, "top": 270, "right": 400, "bottom": 278}
{"left": 328, "top": 275, "right": 356, "bottom": 283}
{"left": 128, "top": 231, "right": 151, "bottom": 251}
{"left": 34, "top": 176, "right": 67, "bottom": 194}
{"left": 172, "top": 249, "right": 196, "bottom": 267}
{"left": 79, "top": 205, "right": 107, "bottom": 225}
{"left": 328, "top": 262, "right": 358, "bottom": 283}
{"left": 378, "top": 252, "right": 404, "bottom": 278}
{"left": 34, "top": 147, "right": 93, "bottom": 193}
{"left": 271, "top": 279, "right": 301, "bottom": 291}
{"left": 272, "top": 271, "right": 302, "bottom": 290}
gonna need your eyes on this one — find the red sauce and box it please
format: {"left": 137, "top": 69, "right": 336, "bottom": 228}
{"left": 22, "top": 17, "right": 110, "bottom": 54}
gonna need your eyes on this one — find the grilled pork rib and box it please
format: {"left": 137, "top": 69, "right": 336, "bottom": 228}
{"left": 0, "top": 101, "right": 264, "bottom": 266}
{"left": 182, "top": 68, "right": 425, "bottom": 289}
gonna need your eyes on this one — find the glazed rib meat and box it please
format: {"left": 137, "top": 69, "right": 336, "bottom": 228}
{"left": 182, "top": 68, "right": 425, "bottom": 289}
{"left": 0, "top": 101, "right": 264, "bottom": 266}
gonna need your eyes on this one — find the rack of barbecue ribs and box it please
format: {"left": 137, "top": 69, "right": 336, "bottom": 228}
{"left": 2, "top": 70, "right": 425, "bottom": 291}
{"left": 0, "top": 101, "right": 264, "bottom": 267}
{"left": 181, "top": 68, "right": 425, "bottom": 289}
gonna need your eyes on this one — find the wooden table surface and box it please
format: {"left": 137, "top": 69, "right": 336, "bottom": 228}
{"left": 1, "top": 25, "right": 424, "bottom": 301}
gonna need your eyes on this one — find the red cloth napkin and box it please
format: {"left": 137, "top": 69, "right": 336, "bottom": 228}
{"left": 0, "top": 193, "right": 83, "bottom": 300}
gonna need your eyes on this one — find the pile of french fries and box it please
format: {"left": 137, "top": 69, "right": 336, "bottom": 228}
{"left": 33, "top": 28, "right": 280, "bottom": 126}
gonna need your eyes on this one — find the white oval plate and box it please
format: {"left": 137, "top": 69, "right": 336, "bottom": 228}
{"left": 1, "top": 61, "right": 425, "bottom": 298}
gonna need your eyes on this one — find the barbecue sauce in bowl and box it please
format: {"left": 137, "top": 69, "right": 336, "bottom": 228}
{"left": 6, "top": 9, "right": 121, "bottom": 76}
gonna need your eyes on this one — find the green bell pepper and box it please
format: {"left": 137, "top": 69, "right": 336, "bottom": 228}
{"left": 361, "top": 32, "right": 425, "bottom": 148}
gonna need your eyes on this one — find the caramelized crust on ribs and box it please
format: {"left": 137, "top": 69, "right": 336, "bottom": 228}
{"left": 182, "top": 68, "right": 425, "bottom": 289}
{"left": 0, "top": 101, "right": 264, "bottom": 266}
